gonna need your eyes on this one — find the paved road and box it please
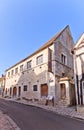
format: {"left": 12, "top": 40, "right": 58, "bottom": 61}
{"left": 0, "top": 99, "right": 84, "bottom": 130}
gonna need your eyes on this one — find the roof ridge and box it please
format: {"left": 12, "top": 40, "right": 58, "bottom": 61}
{"left": 75, "top": 32, "right": 84, "bottom": 48}
{"left": 6, "top": 25, "right": 69, "bottom": 71}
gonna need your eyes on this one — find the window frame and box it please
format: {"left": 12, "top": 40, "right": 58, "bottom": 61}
{"left": 33, "top": 85, "right": 38, "bottom": 91}
{"left": 20, "top": 65, "right": 23, "bottom": 72}
{"left": 27, "top": 60, "right": 32, "bottom": 69}
{"left": 8, "top": 72, "right": 10, "bottom": 77}
{"left": 15, "top": 67, "right": 18, "bottom": 74}
{"left": 61, "top": 53, "right": 67, "bottom": 65}
{"left": 11, "top": 70, "right": 14, "bottom": 75}
{"left": 23, "top": 85, "right": 27, "bottom": 91}
{"left": 36, "top": 54, "right": 43, "bottom": 65}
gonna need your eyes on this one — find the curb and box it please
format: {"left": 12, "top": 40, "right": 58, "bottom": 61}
{"left": 5, "top": 115, "right": 21, "bottom": 130}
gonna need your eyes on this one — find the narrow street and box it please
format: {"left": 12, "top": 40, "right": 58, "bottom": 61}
{"left": 0, "top": 98, "right": 84, "bottom": 130}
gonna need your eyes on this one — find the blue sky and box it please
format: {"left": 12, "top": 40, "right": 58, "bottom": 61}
{"left": 0, "top": 0, "right": 84, "bottom": 76}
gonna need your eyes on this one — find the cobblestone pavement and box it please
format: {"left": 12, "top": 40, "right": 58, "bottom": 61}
{"left": 0, "top": 110, "right": 20, "bottom": 130}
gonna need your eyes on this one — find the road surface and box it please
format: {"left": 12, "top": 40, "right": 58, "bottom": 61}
{"left": 0, "top": 99, "right": 84, "bottom": 130}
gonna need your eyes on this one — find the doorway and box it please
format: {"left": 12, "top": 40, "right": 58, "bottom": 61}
{"left": 13, "top": 87, "right": 17, "bottom": 97}
{"left": 60, "top": 83, "right": 66, "bottom": 99}
{"left": 41, "top": 84, "right": 48, "bottom": 97}
{"left": 10, "top": 87, "right": 12, "bottom": 96}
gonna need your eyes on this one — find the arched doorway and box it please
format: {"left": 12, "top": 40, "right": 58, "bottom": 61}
{"left": 13, "top": 87, "right": 17, "bottom": 97}
{"left": 60, "top": 83, "right": 66, "bottom": 99}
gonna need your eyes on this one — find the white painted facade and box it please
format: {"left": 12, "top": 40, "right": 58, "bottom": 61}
{"left": 74, "top": 33, "right": 84, "bottom": 105}
{"left": 5, "top": 26, "right": 75, "bottom": 105}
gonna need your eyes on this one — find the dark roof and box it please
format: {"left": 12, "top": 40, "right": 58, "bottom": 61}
{"left": 6, "top": 25, "right": 69, "bottom": 71}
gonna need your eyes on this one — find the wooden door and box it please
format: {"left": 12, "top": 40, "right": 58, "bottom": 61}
{"left": 41, "top": 84, "right": 48, "bottom": 97}
{"left": 13, "top": 87, "right": 17, "bottom": 97}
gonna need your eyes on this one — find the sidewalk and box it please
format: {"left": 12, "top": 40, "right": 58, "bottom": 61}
{"left": 1, "top": 98, "right": 84, "bottom": 130}
{"left": 0, "top": 110, "right": 20, "bottom": 130}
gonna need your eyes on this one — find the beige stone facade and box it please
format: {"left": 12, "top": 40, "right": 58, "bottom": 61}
{"left": 5, "top": 26, "right": 75, "bottom": 106}
{"left": 0, "top": 75, "right": 5, "bottom": 96}
{"left": 74, "top": 33, "right": 84, "bottom": 105}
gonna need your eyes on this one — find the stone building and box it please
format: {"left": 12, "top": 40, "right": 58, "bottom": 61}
{"left": 0, "top": 75, "right": 5, "bottom": 97}
{"left": 5, "top": 25, "right": 75, "bottom": 106}
{"left": 74, "top": 33, "right": 84, "bottom": 106}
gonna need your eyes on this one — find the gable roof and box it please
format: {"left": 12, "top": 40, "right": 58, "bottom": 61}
{"left": 74, "top": 33, "right": 84, "bottom": 49}
{"left": 6, "top": 25, "right": 70, "bottom": 71}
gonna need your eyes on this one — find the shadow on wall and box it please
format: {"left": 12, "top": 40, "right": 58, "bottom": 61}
{"left": 74, "top": 52, "right": 84, "bottom": 105}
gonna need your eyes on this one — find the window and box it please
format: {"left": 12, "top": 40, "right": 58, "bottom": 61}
{"left": 33, "top": 85, "right": 37, "bottom": 91}
{"left": 61, "top": 54, "right": 67, "bottom": 65}
{"left": 36, "top": 55, "right": 43, "bottom": 65}
{"left": 15, "top": 67, "right": 18, "bottom": 74}
{"left": 20, "top": 65, "right": 23, "bottom": 72}
{"left": 11, "top": 70, "right": 14, "bottom": 75}
{"left": 23, "top": 85, "right": 27, "bottom": 91}
{"left": 27, "top": 60, "right": 32, "bottom": 69}
{"left": 8, "top": 72, "right": 10, "bottom": 77}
